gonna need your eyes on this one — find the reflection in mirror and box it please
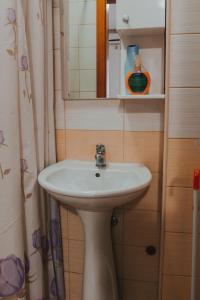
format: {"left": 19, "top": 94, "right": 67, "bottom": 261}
{"left": 61, "top": 0, "right": 97, "bottom": 100}
{"left": 61, "top": 0, "right": 119, "bottom": 100}
{"left": 61, "top": 0, "right": 165, "bottom": 100}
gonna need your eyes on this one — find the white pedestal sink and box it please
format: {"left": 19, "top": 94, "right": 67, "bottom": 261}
{"left": 38, "top": 160, "right": 152, "bottom": 300}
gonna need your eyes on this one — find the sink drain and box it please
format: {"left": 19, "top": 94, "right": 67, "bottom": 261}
{"left": 95, "top": 172, "right": 100, "bottom": 177}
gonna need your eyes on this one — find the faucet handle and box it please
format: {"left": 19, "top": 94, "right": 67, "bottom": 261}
{"left": 96, "top": 144, "right": 105, "bottom": 154}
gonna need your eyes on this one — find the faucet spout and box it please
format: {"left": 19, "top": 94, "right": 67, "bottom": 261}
{"left": 95, "top": 144, "right": 106, "bottom": 168}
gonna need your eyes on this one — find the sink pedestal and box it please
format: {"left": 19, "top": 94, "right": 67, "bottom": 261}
{"left": 78, "top": 209, "right": 119, "bottom": 300}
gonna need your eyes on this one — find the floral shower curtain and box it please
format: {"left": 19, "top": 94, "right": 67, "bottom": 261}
{"left": 0, "top": 1, "right": 65, "bottom": 299}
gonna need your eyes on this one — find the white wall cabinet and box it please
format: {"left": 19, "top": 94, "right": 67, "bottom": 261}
{"left": 116, "top": 0, "right": 165, "bottom": 33}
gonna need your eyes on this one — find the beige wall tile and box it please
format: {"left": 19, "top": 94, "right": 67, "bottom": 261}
{"left": 123, "top": 245, "right": 159, "bottom": 281}
{"left": 124, "top": 132, "right": 164, "bottom": 173}
{"left": 123, "top": 210, "right": 160, "bottom": 247}
{"left": 68, "top": 240, "right": 84, "bottom": 274}
{"left": 169, "top": 88, "right": 200, "bottom": 138}
{"left": 67, "top": 129, "right": 123, "bottom": 162}
{"left": 111, "top": 208, "right": 123, "bottom": 245}
{"left": 162, "top": 275, "right": 190, "bottom": 300}
{"left": 113, "top": 244, "right": 123, "bottom": 278}
{"left": 124, "top": 173, "right": 162, "bottom": 211}
{"left": 167, "top": 139, "right": 200, "bottom": 187}
{"left": 68, "top": 210, "right": 84, "bottom": 241}
{"left": 60, "top": 205, "right": 68, "bottom": 239}
{"left": 63, "top": 238, "right": 69, "bottom": 272}
{"left": 163, "top": 232, "right": 200, "bottom": 276}
{"left": 123, "top": 280, "right": 158, "bottom": 300}
{"left": 162, "top": 275, "right": 200, "bottom": 300}
{"left": 56, "top": 129, "right": 66, "bottom": 161}
{"left": 64, "top": 272, "right": 70, "bottom": 300}
{"left": 69, "top": 273, "right": 83, "bottom": 300}
{"left": 170, "top": 34, "right": 200, "bottom": 87}
{"left": 171, "top": 0, "right": 200, "bottom": 34}
{"left": 165, "top": 187, "right": 194, "bottom": 233}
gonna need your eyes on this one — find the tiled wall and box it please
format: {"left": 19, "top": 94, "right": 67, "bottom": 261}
{"left": 53, "top": 1, "right": 164, "bottom": 300}
{"left": 162, "top": 0, "right": 200, "bottom": 299}
{"left": 53, "top": 1, "right": 200, "bottom": 299}
{"left": 57, "top": 100, "right": 164, "bottom": 300}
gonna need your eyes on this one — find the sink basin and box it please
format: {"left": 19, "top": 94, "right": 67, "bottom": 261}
{"left": 38, "top": 160, "right": 152, "bottom": 211}
{"left": 38, "top": 160, "right": 152, "bottom": 300}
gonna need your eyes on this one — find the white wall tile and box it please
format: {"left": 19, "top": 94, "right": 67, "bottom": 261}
{"left": 79, "top": 92, "right": 96, "bottom": 99}
{"left": 124, "top": 100, "right": 164, "bottom": 131}
{"left": 79, "top": 47, "right": 96, "bottom": 70}
{"left": 69, "top": 1, "right": 96, "bottom": 25}
{"left": 69, "top": 25, "right": 79, "bottom": 47}
{"left": 78, "top": 25, "right": 96, "bottom": 47}
{"left": 79, "top": 1, "right": 96, "bottom": 25}
{"left": 69, "top": 47, "right": 79, "bottom": 70}
{"left": 70, "top": 92, "right": 80, "bottom": 99}
{"left": 170, "top": 34, "right": 200, "bottom": 87}
{"left": 65, "top": 100, "right": 124, "bottom": 130}
{"left": 69, "top": 2, "right": 80, "bottom": 25}
{"left": 168, "top": 88, "right": 200, "bottom": 138}
{"left": 69, "top": 70, "right": 80, "bottom": 92}
{"left": 80, "top": 70, "right": 96, "bottom": 92}
{"left": 171, "top": 0, "right": 200, "bottom": 34}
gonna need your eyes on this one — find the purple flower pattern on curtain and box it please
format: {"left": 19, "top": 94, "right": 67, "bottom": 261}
{"left": 6, "top": 7, "right": 17, "bottom": 59}
{"left": 0, "top": 255, "right": 25, "bottom": 297}
{"left": 0, "top": 130, "right": 11, "bottom": 179}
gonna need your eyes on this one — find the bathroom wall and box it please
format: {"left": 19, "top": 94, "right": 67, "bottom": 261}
{"left": 162, "top": 0, "right": 200, "bottom": 299}
{"left": 53, "top": 1, "right": 200, "bottom": 299}
{"left": 53, "top": 1, "right": 164, "bottom": 300}
{"left": 58, "top": 102, "right": 164, "bottom": 300}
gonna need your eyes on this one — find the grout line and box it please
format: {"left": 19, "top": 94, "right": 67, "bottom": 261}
{"left": 166, "top": 185, "right": 192, "bottom": 189}
{"left": 168, "top": 137, "right": 200, "bottom": 140}
{"left": 165, "top": 231, "right": 199, "bottom": 235}
{"left": 163, "top": 274, "right": 200, "bottom": 279}
{"left": 163, "top": 272, "right": 200, "bottom": 278}
{"left": 122, "top": 277, "right": 158, "bottom": 283}
{"left": 171, "top": 32, "right": 200, "bottom": 36}
{"left": 169, "top": 86, "right": 200, "bottom": 89}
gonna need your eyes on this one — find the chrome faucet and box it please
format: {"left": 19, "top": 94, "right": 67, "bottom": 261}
{"left": 95, "top": 144, "right": 106, "bottom": 168}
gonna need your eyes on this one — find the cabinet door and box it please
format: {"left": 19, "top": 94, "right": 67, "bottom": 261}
{"left": 116, "top": 0, "right": 165, "bottom": 32}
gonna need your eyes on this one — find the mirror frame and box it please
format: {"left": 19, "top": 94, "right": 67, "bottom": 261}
{"left": 96, "top": 0, "right": 106, "bottom": 98}
{"left": 97, "top": 0, "right": 116, "bottom": 98}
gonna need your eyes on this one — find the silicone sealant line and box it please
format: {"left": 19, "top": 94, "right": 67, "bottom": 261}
{"left": 191, "top": 169, "right": 200, "bottom": 300}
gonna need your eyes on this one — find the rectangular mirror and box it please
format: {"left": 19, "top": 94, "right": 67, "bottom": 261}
{"left": 60, "top": 0, "right": 166, "bottom": 100}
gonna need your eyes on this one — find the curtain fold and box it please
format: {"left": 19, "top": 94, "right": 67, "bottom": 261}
{"left": 0, "top": 1, "right": 65, "bottom": 299}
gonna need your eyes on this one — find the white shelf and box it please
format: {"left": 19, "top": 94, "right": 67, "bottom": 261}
{"left": 117, "top": 94, "right": 165, "bottom": 100}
